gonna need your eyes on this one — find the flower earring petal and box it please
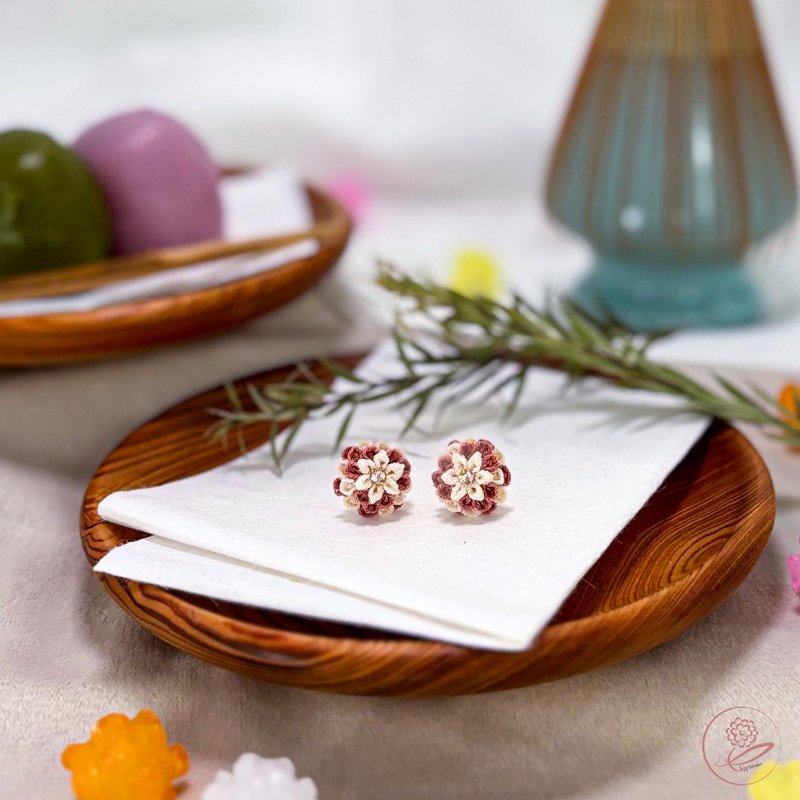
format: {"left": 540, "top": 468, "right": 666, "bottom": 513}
{"left": 432, "top": 438, "right": 510, "bottom": 517}
{"left": 334, "top": 442, "right": 412, "bottom": 518}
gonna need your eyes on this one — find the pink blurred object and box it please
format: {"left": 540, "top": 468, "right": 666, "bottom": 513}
{"left": 73, "top": 109, "right": 223, "bottom": 255}
{"left": 789, "top": 552, "right": 800, "bottom": 594}
{"left": 326, "top": 174, "right": 371, "bottom": 224}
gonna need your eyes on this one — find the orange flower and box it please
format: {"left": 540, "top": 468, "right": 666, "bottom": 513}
{"left": 62, "top": 709, "right": 188, "bottom": 800}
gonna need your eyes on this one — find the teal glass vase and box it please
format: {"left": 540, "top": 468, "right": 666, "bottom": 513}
{"left": 546, "top": 0, "right": 797, "bottom": 329}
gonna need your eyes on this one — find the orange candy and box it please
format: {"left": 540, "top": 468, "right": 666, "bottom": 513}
{"left": 777, "top": 384, "right": 800, "bottom": 453}
{"left": 779, "top": 384, "right": 800, "bottom": 448}
{"left": 779, "top": 384, "right": 800, "bottom": 423}
{"left": 62, "top": 709, "right": 189, "bottom": 800}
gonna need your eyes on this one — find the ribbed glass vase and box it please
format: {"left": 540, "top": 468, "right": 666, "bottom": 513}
{"left": 546, "top": 0, "right": 796, "bottom": 329}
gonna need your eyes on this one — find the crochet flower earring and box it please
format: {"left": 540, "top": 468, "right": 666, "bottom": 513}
{"left": 431, "top": 438, "right": 511, "bottom": 517}
{"left": 333, "top": 442, "right": 412, "bottom": 518}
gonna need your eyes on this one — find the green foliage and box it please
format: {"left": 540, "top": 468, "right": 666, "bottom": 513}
{"left": 209, "top": 263, "right": 800, "bottom": 467}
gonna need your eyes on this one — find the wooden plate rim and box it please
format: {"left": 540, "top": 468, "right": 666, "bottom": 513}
{"left": 0, "top": 186, "right": 345, "bottom": 323}
{"left": 80, "top": 363, "right": 776, "bottom": 693}
{"left": 0, "top": 185, "right": 350, "bottom": 365}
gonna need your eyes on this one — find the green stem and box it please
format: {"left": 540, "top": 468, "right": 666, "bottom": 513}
{"left": 206, "top": 266, "right": 800, "bottom": 466}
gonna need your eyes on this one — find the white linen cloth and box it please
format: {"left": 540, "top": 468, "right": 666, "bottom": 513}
{"left": 3, "top": 321, "right": 797, "bottom": 800}
{"left": 0, "top": 169, "right": 317, "bottom": 318}
{"left": 96, "top": 346, "right": 709, "bottom": 651}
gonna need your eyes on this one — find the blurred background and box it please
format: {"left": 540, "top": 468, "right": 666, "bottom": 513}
{"left": 1, "top": 0, "right": 794, "bottom": 195}
{"left": 3, "top": 0, "right": 800, "bottom": 310}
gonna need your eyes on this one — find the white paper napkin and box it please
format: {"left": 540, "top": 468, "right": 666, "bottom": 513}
{"left": 0, "top": 169, "right": 318, "bottom": 318}
{"left": 97, "top": 346, "right": 710, "bottom": 651}
{"left": 96, "top": 536, "right": 521, "bottom": 650}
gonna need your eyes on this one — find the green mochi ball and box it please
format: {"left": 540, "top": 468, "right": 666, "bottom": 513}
{"left": 0, "top": 130, "right": 111, "bottom": 276}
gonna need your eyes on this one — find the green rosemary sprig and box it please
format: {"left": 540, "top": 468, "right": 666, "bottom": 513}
{"left": 208, "top": 263, "right": 800, "bottom": 466}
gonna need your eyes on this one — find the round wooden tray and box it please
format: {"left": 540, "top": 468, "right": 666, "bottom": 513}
{"left": 0, "top": 186, "right": 350, "bottom": 367}
{"left": 80, "top": 360, "right": 776, "bottom": 697}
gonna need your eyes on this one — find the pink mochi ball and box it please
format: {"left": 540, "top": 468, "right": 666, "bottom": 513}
{"left": 73, "top": 109, "right": 223, "bottom": 254}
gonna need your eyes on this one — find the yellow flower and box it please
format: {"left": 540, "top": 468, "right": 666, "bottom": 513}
{"left": 748, "top": 761, "right": 800, "bottom": 800}
{"left": 449, "top": 248, "right": 503, "bottom": 299}
{"left": 62, "top": 709, "right": 189, "bottom": 800}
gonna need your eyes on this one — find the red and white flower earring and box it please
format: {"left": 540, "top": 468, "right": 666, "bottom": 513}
{"left": 333, "top": 442, "right": 412, "bottom": 518}
{"left": 431, "top": 438, "right": 511, "bottom": 517}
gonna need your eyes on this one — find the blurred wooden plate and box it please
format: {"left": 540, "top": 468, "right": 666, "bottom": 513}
{"left": 0, "top": 185, "right": 350, "bottom": 366}
{"left": 80, "top": 358, "right": 776, "bottom": 696}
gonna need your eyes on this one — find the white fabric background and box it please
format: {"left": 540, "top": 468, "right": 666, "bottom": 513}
{"left": 1, "top": 1, "right": 800, "bottom": 798}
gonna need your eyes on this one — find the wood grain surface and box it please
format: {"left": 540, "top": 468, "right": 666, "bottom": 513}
{"left": 81, "top": 360, "right": 776, "bottom": 696}
{"left": 0, "top": 186, "right": 350, "bottom": 366}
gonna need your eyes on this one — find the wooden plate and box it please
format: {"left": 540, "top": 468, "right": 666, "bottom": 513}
{"left": 0, "top": 186, "right": 350, "bottom": 367}
{"left": 80, "top": 360, "right": 776, "bottom": 696}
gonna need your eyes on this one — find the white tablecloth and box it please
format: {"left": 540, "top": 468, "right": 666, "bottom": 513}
{"left": 1, "top": 283, "right": 798, "bottom": 799}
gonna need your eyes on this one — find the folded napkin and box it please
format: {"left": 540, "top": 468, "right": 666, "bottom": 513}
{"left": 94, "top": 537, "right": 518, "bottom": 650}
{"left": 0, "top": 169, "right": 318, "bottom": 318}
{"left": 97, "top": 346, "right": 709, "bottom": 651}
